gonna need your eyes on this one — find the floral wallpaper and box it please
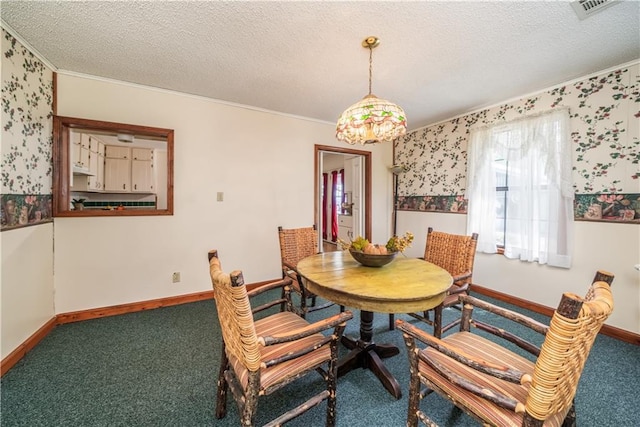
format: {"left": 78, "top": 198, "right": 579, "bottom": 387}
{"left": 1, "top": 29, "right": 53, "bottom": 230}
{"left": 395, "top": 63, "right": 640, "bottom": 223}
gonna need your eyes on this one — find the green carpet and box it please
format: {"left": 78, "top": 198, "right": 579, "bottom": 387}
{"left": 1, "top": 291, "right": 638, "bottom": 426}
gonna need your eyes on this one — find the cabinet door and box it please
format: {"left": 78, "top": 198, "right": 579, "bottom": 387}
{"left": 80, "top": 133, "right": 91, "bottom": 149}
{"left": 97, "top": 153, "right": 104, "bottom": 190}
{"left": 131, "top": 160, "right": 154, "bottom": 192}
{"left": 72, "top": 142, "right": 81, "bottom": 167}
{"left": 105, "top": 145, "right": 131, "bottom": 159}
{"left": 73, "top": 142, "right": 90, "bottom": 169}
{"left": 86, "top": 153, "right": 104, "bottom": 191}
{"left": 89, "top": 135, "right": 106, "bottom": 154}
{"left": 132, "top": 148, "right": 153, "bottom": 161}
{"left": 338, "top": 216, "right": 353, "bottom": 242}
{"left": 86, "top": 151, "right": 99, "bottom": 190}
{"left": 79, "top": 146, "right": 90, "bottom": 169}
{"left": 104, "top": 158, "right": 131, "bottom": 191}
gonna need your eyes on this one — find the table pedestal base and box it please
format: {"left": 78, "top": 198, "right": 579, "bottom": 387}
{"left": 336, "top": 310, "right": 402, "bottom": 399}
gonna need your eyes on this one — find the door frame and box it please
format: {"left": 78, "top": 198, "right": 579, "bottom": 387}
{"left": 314, "top": 144, "right": 372, "bottom": 245}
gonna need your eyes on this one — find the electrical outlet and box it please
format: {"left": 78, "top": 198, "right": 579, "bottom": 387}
{"left": 216, "top": 192, "right": 224, "bottom": 202}
{"left": 172, "top": 272, "right": 181, "bottom": 283}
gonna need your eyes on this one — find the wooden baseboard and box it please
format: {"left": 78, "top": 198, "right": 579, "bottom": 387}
{"left": 1, "top": 278, "right": 281, "bottom": 376}
{"left": 56, "top": 279, "right": 276, "bottom": 324}
{"left": 0, "top": 317, "right": 57, "bottom": 376}
{"left": 56, "top": 290, "right": 216, "bottom": 324}
{"left": 472, "top": 284, "right": 640, "bottom": 346}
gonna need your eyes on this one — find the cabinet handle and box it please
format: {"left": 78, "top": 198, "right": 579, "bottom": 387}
{"left": 123, "top": 184, "right": 126, "bottom": 190}
{"left": 134, "top": 184, "right": 137, "bottom": 190}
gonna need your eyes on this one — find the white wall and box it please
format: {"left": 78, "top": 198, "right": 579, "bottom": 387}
{"left": 397, "top": 210, "right": 640, "bottom": 333}
{"left": 54, "top": 74, "right": 393, "bottom": 313}
{"left": 1, "top": 224, "right": 55, "bottom": 359}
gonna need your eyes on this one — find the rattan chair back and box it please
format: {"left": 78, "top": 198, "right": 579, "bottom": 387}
{"left": 389, "top": 227, "right": 478, "bottom": 334}
{"left": 424, "top": 227, "right": 478, "bottom": 286}
{"left": 209, "top": 254, "right": 261, "bottom": 372}
{"left": 526, "top": 281, "right": 614, "bottom": 420}
{"left": 278, "top": 226, "right": 318, "bottom": 269}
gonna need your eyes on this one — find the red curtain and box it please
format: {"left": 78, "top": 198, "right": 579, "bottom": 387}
{"left": 331, "top": 170, "right": 339, "bottom": 241}
{"left": 322, "top": 173, "right": 328, "bottom": 240}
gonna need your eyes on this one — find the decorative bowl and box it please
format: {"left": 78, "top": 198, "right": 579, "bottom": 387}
{"left": 349, "top": 249, "right": 398, "bottom": 267}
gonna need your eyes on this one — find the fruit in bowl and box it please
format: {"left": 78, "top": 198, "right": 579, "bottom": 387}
{"left": 363, "top": 242, "right": 390, "bottom": 255}
{"left": 340, "top": 233, "right": 414, "bottom": 267}
{"left": 348, "top": 248, "right": 397, "bottom": 267}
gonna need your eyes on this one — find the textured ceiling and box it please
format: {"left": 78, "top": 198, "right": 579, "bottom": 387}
{"left": 2, "top": 1, "right": 639, "bottom": 130}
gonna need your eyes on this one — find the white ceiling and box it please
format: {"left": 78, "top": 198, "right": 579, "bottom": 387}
{"left": 2, "top": 1, "right": 639, "bottom": 131}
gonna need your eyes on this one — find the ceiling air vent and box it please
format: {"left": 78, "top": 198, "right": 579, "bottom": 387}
{"left": 571, "top": 0, "right": 620, "bottom": 20}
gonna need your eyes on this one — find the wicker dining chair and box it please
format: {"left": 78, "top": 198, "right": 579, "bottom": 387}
{"left": 396, "top": 270, "right": 614, "bottom": 427}
{"left": 389, "top": 227, "right": 478, "bottom": 337}
{"left": 278, "top": 225, "right": 342, "bottom": 317}
{"left": 208, "top": 250, "right": 353, "bottom": 427}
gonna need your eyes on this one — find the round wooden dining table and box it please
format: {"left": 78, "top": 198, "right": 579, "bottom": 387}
{"left": 297, "top": 250, "right": 452, "bottom": 399}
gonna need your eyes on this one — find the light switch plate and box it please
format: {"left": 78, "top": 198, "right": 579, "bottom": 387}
{"left": 217, "top": 192, "right": 224, "bottom": 202}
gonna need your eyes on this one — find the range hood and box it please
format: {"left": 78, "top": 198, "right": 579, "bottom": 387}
{"left": 72, "top": 165, "right": 94, "bottom": 176}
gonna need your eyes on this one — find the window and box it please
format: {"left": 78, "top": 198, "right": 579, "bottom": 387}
{"left": 465, "top": 110, "right": 574, "bottom": 268}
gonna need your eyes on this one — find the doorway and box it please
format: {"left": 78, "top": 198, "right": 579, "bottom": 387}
{"left": 314, "top": 145, "right": 371, "bottom": 251}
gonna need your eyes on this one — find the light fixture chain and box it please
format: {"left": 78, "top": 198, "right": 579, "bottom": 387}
{"left": 368, "top": 46, "right": 373, "bottom": 95}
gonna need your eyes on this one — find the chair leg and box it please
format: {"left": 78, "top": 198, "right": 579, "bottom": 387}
{"left": 241, "top": 373, "right": 260, "bottom": 427}
{"left": 326, "top": 341, "right": 339, "bottom": 427}
{"left": 389, "top": 313, "right": 395, "bottom": 330}
{"left": 433, "top": 305, "right": 443, "bottom": 339}
{"left": 402, "top": 335, "right": 421, "bottom": 427}
{"left": 299, "top": 291, "right": 308, "bottom": 319}
{"left": 215, "top": 345, "right": 229, "bottom": 419}
{"left": 561, "top": 402, "right": 577, "bottom": 427}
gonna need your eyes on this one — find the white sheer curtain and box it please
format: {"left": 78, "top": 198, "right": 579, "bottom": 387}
{"left": 466, "top": 109, "right": 574, "bottom": 268}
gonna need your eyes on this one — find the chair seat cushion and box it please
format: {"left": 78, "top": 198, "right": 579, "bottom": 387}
{"left": 420, "top": 332, "right": 568, "bottom": 427}
{"left": 229, "top": 311, "right": 330, "bottom": 392}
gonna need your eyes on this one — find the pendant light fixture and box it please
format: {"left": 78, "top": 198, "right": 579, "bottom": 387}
{"left": 336, "top": 36, "right": 407, "bottom": 145}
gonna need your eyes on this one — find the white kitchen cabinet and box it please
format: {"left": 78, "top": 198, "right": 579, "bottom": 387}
{"left": 72, "top": 133, "right": 90, "bottom": 171}
{"left": 132, "top": 147, "right": 153, "bottom": 161}
{"left": 103, "top": 146, "right": 155, "bottom": 193}
{"left": 338, "top": 215, "right": 353, "bottom": 242}
{"left": 104, "top": 158, "right": 130, "bottom": 192}
{"left": 131, "top": 160, "right": 153, "bottom": 192}
{"left": 105, "top": 145, "right": 131, "bottom": 159}
{"left": 71, "top": 134, "right": 104, "bottom": 192}
{"left": 131, "top": 148, "right": 154, "bottom": 192}
{"left": 104, "top": 146, "right": 131, "bottom": 192}
{"left": 86, "top": 137, "right": 105, "bottom": 191}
